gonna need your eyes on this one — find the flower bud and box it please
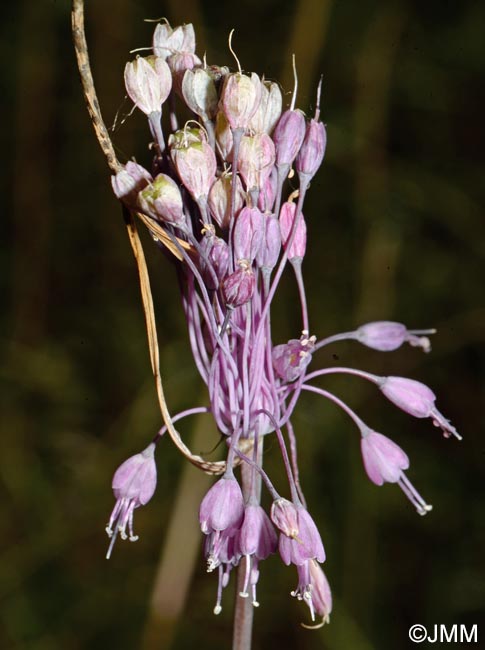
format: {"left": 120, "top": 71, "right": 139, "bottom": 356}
{"left": 182, "top": 68, "right": 219, "bottom": 120}
{"left": 296, "top": 118, "right": 327, "bottom": 182}
{"left": 356, "top": 321, "right": 434, "bottom": 353}
{"left": 111, "top": 161, "right": 152, "bottom": 209}
{"left": 152, "top": 22, "right": 196, "bottom": 59}
{"left": 124, "top": 56, "right": 172, "bottom": 115}
{"left": 222, "top": 261, "right": 255, "bottom": 308}
{"left": 249, "top": 80, "right": 283, "bottom": 134}
{"left": 138, "top": 173, "right": 185, "bottom": 228}
{"left": 208, "top": 173, "right": 244, "bottom": 229}
{"left": 273, "top": 109, "right": 306, "bottom": 167}
{"left": 256, "top": 213, "right": 281, "bottom": 270}
{"left": 238, "top": 133, "right": 275, "bottom": 193}
{"left": 170, "top": 130, "right": 217, "bottom": 202}
{"left": 279, "top": 201, "right": 307, "bottom": 261}
{"left": 219, "top": 72, "right": 262, "bottom": 130}
{"left": 234, "top": 206, "right": 264, "bottom": 263}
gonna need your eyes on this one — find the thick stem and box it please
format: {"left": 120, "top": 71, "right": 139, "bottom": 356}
{"left": 232, "top": 443, "right": 262, "bottom": 650}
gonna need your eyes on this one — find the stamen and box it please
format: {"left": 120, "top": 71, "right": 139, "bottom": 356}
{"left": 398, "top": 473, "right": 433, "bottom": 515}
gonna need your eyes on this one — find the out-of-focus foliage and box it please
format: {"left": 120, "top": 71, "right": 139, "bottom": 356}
{"left": 1, "top": 1, "right": 484, "bottom": 649}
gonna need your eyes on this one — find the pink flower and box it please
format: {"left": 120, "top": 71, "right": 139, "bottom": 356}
{"left": 105, "top": 443, "right": 157, "bottom": 558}
{"left": 360, "top": 430, "right": 432, "bottom": 516}
{"left": 379, "top": 376, "right": 462, "bottom": 440}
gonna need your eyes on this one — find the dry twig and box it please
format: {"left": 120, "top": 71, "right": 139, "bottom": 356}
{"left": 71, "top": 0, "right": 225, "bottom": 474}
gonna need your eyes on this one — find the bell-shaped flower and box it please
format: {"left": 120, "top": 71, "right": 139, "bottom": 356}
{"left": 278, "top": 505, "right": 326, "bottom": 566}
{"left": 105, "top": 443, "right": 157, "bottom": 558}
{"left": 237, "top": 502, "right": 277, "bottom": 602}
{"left": 199, "top": 475, "right": 244, "bottom": 536}
{"left": 379, "top": 376, "right": 462, "bottom": 440}
{"left": 360, "top": 429, "right": 432, "bottom": 516}
{"left": 293, "top": 560, "right": 332, "bottom": 626}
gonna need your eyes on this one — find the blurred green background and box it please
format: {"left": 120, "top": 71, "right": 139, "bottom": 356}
{"left": 1, "top": 0, "right": 484, "bottom": 648}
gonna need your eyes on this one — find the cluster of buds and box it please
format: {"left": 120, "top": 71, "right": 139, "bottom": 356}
{"left": 106, "top": 20, "right": 460, "bottom": 627}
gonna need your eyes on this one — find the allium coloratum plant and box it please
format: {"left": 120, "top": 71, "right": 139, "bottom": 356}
{"left": 72, "top": 7, "right": 461, "bottom": 647}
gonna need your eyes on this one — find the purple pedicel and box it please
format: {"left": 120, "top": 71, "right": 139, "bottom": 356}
{"left": 379, "top": 376, "right": 462, "bottom": 440}
{"left": 105, "top": 443, "right": 157, "bottom": 559}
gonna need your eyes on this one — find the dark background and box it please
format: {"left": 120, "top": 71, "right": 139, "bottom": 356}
{"left": 1, "top": 0, "right": 484, "bottom": 648}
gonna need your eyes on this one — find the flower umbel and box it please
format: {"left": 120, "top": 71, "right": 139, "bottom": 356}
{"left": 102, "top": 18, "right": 461, "bottom": 629}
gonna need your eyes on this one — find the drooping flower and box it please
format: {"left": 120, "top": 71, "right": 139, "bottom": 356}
{"left": 356, "top": 321, "right": 434, "bottom": 353}
{"left": 379, "top": 376, "right": 462, "bottom": 440}
{"left": 360, "top": 429, "right": 432, "bottom": 515}
{"left": 105, "top": 443, "right": 157, "bottom": 559}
